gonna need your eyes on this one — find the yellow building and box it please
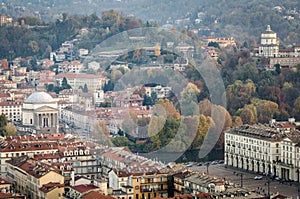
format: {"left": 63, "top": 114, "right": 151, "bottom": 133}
{"left": 173, "top": 171, "right": 191, "bottom": 195}
{"left": 38, "top": 182, "right": 64, "bottom": 199}
{"left": 132, "top": 173, "right": 169, "bottom": 199}
{"left": 6, "top": 156, "right": 64, "bottom": 199}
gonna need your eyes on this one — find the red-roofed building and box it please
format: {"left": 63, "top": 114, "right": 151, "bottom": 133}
{"left": 67, "top": 184, "right": 100, "bottom": 198}
{"left": 0, "top": 193, "right": 25, "bottom": 199}
{"left": 83, "top": 191, "right": 115, "bottom": 199}
{"left": 0, "top": 176, "right": 11, "bottom": 193}
{"left": 6, "top": 156, "right": 65, "bottom": 199}
{"left": 0, "top": 80, "right": 17, "bottom": 89}
{"left": 38, "top": 182, "right": 64, "bottom": 199}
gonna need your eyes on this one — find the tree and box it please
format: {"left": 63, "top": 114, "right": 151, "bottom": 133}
{"left": 191, "top": 114, "right": 211, "bottom": 149}
{"left": 232, "top": 116, "right": 243, "bottom": 126}
{"left": 91, "top": 120, "right": 111, "bottom": 145}
{"left": 234, "top": 62, "right": 258, "bottom": 82}
{"left": 180, "top": 82, "right": 200, "bottom": 104}
{"left": 226, "top": 80, "right": 256, "bottom": 114}
{"left": 208, "top": 41, "right": 220, "bottom": 49}
{"left": 0, "top": 114, "right": 8, "bottom": 135}
{"left": 150, "top": 92, "right": 158, "bottom": 104}
{"left": 143, "top": 94, "right": 153, "bottom": 106}
{"left": 3, "top": 123, "right": 17, "bottom": 136}
{"left": 251, "top": 99, "right": 279, "bottom": 123}
{"left": 293, "top": 97, "right": 300, "bottom": 120}
{"left": 275, "top": 64, "right": 281, "bottom": 75}
{"left": 83, "top": 84, "right": 88, "bottom": 93}
{"left": 61, "top": 77, "right": 71, "bottom": 89}
{"left": 240, "top": 106, "right": 256, "bottom": 124}
{"left": 199, "top": 99, "right": 212, "bottom": 116}
{"left": 157, "top": 99, "right": 180, "bottom": 120}
{"left": 112, "top": 136, "right": 130, "bottom": 147}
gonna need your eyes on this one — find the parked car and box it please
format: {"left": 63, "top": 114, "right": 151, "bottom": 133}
{"left": 218, "top": 160, "right": 224, "bottom": 164}
{"left": 274, "top": 176, "right": 280, "bottom": 181}
{"left": 254, "top": 176, "right": 263, "bottom": 180}
{"left": 211, "top": 161, "right": 218, "bottom": 165}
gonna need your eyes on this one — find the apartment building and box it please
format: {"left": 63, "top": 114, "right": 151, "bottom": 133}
{"left": 6, "top": 156, "right": 65, "bottom": 199}
{"left": 54, "top": 73, "right": 108, "bottom": 91}
{"left": 225, "top": 123, "right": 300, "bottom": 182}
{"left": 183, "top": 173, "right": 225, "bottom": 194}
{"left": 109, "top": 169, "right": 169, "bottom": 199}
{"left": 0, "top": 100, "right": 23, "bottom": 122}
{"left": 225, "top": 125, "right": 283, "bottom": 176}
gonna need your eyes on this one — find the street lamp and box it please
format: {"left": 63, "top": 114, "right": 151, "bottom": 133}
{"left": 265, "top": 179, "right": 271, "bottom": 199}
{"left": 206, "top": 162, "right": 210, "bottom": 175}
{"left": 233, "top": 172, "right": 244, "bottom": 188}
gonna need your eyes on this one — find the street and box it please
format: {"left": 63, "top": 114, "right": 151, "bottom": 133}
{"left": 190, "top": 164, "right": 300, "bottom": 198}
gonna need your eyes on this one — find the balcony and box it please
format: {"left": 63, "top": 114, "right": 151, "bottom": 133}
{"left": 141, "top": 180, "right": 167, "bottom": 184}
{"left": 140, "top": 187, "right": 167, "bottom": 193}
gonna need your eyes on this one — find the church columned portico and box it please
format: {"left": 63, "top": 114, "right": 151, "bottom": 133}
{"left": 22, "top": 92, "right": 59, "bottom": 133}
{"left": 35, "top": 113, "right": 58, "bottom": 128}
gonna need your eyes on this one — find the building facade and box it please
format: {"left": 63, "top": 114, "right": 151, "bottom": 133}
{"left": 22, "top": 92, "right": 59, "bottom": 133}
{"left": 225, "top": 124, "right": 300, "bottom": 182}
{"left": 258, "top": 25, "right": 280, "bottom": 58}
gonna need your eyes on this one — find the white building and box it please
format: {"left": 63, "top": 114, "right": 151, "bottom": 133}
{"left": 258, "top": 25, "right": 280, "bottom": 58}
{"left": 224, "top": 125, "right": 283, "bottom": 176}
{"left": 54, "top": 73, "right": 108, "bottom": 91}
{"left": 225, "top": 124, "right": 300, "bottom": 182}
{"left": 57, "top": 60, "right": 83, "bottom": 73}
{"left": 279, "top": 135, "right": 300, "bottom": 182}
{"left": 22, "top": 92, "right": 59, "bottom": 134}
{"left": 144, "top": 85, "right": 172, "bottom": 99}
{"left": 0, "top": 101, "right": 22, "bottom": 122}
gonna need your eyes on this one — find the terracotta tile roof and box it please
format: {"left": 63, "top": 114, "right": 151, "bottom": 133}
{"left": 83, "top": 191, "right": 115, "bottom": 199}
{"left": 0, "top": 141, "right": 59, "bottom": 153}
{"left": 0, "top": 177, "right": 10, "bottom": 185}
{"left": 71, "top": 184, "right": 99, "bottom": 193}
{"left": 39, "top": 182, "right": 64, "bottom": 193}
{"left": 7, "top": 156, "right": 63, "bottom": 179}
{"left": 33, "top": 153, "right": 61, "bottom": 160}
{"left": 173, "top": 171, "right": 191, "bottom": 179}
{"left": 0, "top": 193, "right": 25, "bottom": 199}
{"left": 0, "top": 93, "right": 11, "bottom": 98}
{"left": 276, "top": 123, "right": 296, "bottom": 128}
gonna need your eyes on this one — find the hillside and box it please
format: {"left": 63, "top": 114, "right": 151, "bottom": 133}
{"left": 1, "top": 0, "right": 300, "bottom": 45}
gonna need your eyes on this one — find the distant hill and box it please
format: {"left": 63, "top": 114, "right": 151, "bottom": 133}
{"left": 1, "top": 0, "right": 300, "bottom": 44}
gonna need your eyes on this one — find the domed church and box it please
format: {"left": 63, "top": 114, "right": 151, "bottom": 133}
{"left": 22, "top": 92, "right": 59, "bottom": 134}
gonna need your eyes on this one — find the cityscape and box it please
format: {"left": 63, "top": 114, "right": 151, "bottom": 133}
{"left": 1, "top": 1, "right": 300, "bottom": 199}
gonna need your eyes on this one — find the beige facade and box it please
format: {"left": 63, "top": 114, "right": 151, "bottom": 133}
{"left": 22, "top": 92, "right": 59, "bottom": 133}
{"left": 225, "top": 124, "right": 300, "bottom": 182}
{"left": 0, "top": 101, "right": 22, "bottom": 122}
{"left": 6, "top": 158, "right": 64, "bottom": 199}
{"left": 54, "top": 73, "right": 108, "bottom": 91}
{"left": 132, "top": 173, "right": 168, "bottom": 199}
{"left": 39, "top": 183, "right": 64, "bottom": 199}
{"left": 225, "top": 125, "right": 282, "bottom": 176}
{"left": 259, "top": 25, "right": 280, "bottom": 58}
{"left": 269, "top": 57, "right": 300, "bottom": 68}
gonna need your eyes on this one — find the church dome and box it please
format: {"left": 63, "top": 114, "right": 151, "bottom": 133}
{"left": 24, "top": 92, "right": 54, "bottom": 104}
